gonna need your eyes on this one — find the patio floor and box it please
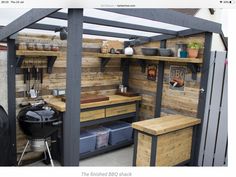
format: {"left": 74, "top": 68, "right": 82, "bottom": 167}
{"left": 28, "top": 146, "right": 133, "bottom": 167}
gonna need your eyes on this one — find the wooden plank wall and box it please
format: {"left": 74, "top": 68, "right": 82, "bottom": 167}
{"left": 15, "top": 33, "right": 123, "bottom": 161}
{"left": 6, "top": 33, "right": 205, "bottom": 162}
{"left": 130, "top": 33, "right": 205, "bottom": 120}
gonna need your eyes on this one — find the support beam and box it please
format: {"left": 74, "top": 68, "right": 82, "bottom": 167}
{"left": 7, "top": 39, "right": 17, "bottom": 165}
{"left": 28, "top": 23, "right": 144, "bottom": 39}
{"left": 99, "top": 9, "right": 222, "bottom": 34}
{"left": 126, "top": 29, "right": 205, "bottom": 47}
{"left": 177, "top": 29, "right": 203, "bottom": 36}
{"left": 49, "top": 12, "right": 178, "bottom": 35}
{"left": 0, "top": 9, "right": 60, "bottom": 41}
{"left": 154, "top": 40, "right": 166, "bottom": 117}
{"left": 84, "top": 29, "right": 145, "bottom": 39}
{"left": 194, "top": 32, "right": 213, "bottom": 165}
{"left": 84, "top": 17, "right": 177, "bottom": 35}
{"left": 220, "top": 30, "right": 228, "bottom": 50}
{"left": 64, "top": 9, "right": 83, "bottom": 166}
{"left": 150, "top": 136, "right": 158, "bottom": 166}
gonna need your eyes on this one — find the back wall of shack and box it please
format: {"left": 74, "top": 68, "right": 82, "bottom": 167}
{"left": 0, "top": 33, "right": 205, "bottom": 161}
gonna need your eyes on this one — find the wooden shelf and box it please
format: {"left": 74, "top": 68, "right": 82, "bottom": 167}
{"left": 16, "top": 50, "right": 60, "bottom": 74}
{"left": 16, "top": 50, "right": 60, "bottom": 57}
{"left": 83, "top": 52, "right": 203, "bottom": 64}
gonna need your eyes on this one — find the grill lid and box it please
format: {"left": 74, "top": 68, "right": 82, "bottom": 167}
{"left": 18, "top": 105, "right": 59, "bottom": 123}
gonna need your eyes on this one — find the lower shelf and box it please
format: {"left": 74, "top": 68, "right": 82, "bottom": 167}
{"left": 80, "top": 140, "right": 133, "bottom": 160}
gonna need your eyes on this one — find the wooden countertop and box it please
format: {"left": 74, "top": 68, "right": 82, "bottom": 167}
{"left": 132, "top": 115, "right": 201, "bottom": 136}
{"left": 46, "top": 95, "right": 141, "bottom": 112}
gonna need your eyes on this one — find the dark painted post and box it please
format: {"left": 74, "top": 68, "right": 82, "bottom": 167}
{"left": 7, "top": 38, "right": 17, "bottom": 165}
{"left": 194, "top": 32, "right": 213, "bottom": 165}
{"left": 122, "top": 60, "right": 130, "bottom": 87}
{"left": 64, "top": 9, "right": 83, "bottom": 166}
{"left": 154, "top": 40, "right": 166, "bottom": 117}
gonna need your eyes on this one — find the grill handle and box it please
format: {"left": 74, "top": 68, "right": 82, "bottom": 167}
{"left": 52, "top": 121, "right": 62, "bottom": 126}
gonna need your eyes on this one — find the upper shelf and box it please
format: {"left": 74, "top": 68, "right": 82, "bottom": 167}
{"left": 83, "top": 52, "right": 203, "bottom": 64}
{"left": 16, "top": 50, "right": 60, "bottom": 74}
{"left": 16, "top": 50, "right": 60, "bottom": 57}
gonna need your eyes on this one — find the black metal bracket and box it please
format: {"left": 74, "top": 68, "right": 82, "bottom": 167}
{"left": 47, "top": 56, "right": 57, "bottom": 74}
{"left": 187, "top": 63, "right": 200, "bottom": 80}
{"left": 100, "top": 58, "right": 111, "bottom": 72}
{"left": 15, "top": 55, "right": 58, "bottom": 74}
{"left": 16, "top": 56, "right": 25, "bottom": 68}
{"left": 137, "top": 60, "right": 147, "bottom": 73}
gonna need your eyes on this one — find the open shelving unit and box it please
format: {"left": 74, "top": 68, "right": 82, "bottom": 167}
{"left": 83, "top": 52, "right": 203, "bottom": 63}
{"left": 16, "top": 50, "right": 60, "bottom": 74}
{"left": 84, "top": 52, "right": 203, "bottom": 77}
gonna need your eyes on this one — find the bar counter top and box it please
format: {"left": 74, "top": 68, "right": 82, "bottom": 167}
{"left": 132, "top": 114, "right": 201, "bottom": 136}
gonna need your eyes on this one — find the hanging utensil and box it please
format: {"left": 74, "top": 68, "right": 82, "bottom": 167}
{"left": 23, "top": 68, "right": 27, "bottom": 97}
{"left": 27, "top": 68, "right": 31, "bottom": 97}
{"left": 40, "top": 68, "right": 43, "bottom": 84}
{"left": 36, "top": 67, "right": 39, "bottom": 95}
{"left": 30, "top": 66, "right": 37, "bottom": 99}
{"left": 40, "top": 68, "right": 43, "bottom": 96}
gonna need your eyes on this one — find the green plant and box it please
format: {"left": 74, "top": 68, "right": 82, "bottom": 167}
{"left": 188, "top": 42, "right": 202, "bottom": 49}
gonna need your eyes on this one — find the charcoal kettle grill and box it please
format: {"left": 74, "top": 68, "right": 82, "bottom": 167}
{"left": 17, "top": 103, "right": 61, "bottom": 166}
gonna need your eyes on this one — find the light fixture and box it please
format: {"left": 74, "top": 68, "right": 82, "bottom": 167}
{"left": 55, "top": 27, "right": 68, "bottom": 40}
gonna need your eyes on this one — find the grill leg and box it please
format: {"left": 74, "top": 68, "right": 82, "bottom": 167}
{"left": 45, "top": 141, "right": 54, "bottom": 167}
{"left": 18, "top": 140, "right": 30, "bottom": 166}
{"left": 43, "top": 151, "right": 47, "bottom": 161}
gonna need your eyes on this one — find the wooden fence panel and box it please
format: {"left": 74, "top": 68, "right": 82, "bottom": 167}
{"left": 198, "top": 52, "right": 215, "bottom": 165}
{"left": 214, "top": 61, "right": 228, "bottom": 166}
{"left": 198, "top": 51, "right": 228, "bottom": 166}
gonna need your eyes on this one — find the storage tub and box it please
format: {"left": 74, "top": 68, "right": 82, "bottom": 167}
{"left": 80, "top": 130, "right": 96, "bottom": 154}
{"left": 103, "top": 121, "right": 133, "bottom": 145}
{"left": 88, "top": 127, "right": 110, "bottom": 149}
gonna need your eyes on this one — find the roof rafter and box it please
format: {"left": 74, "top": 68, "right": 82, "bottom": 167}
{"left": 28, "top": 23, "right": 146, "bottom": 39}
{"left": 126, "top": 29, "right": 205, "bottom": 46}
{"left": 48, "top": 12, "right": 177, "bottom": 35}
{"left": 0, "top": 8, "right": 61, "bottom": 41}
{"left": 99, "top": 9, "right": 222, "bottom": 34}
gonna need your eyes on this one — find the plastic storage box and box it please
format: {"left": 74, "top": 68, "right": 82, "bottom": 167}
{"left": 103, "top": 121, "right": 133, "bottom": 145}
{"left": 80, "top": 130, "right": 96, "bottom": 154}
{"left": 88, "top": 127, "right": 110, "bottom": 149}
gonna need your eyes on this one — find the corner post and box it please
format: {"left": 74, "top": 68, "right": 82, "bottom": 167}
{"left": 7, "top": 38, "right": 17, "bottom": 165}
{"left": 154, "top": 40, "right": 166, "bottom": 117}
{"left": 64, "top": 8, "right": 83, "bottom": 166}
{"left": 194, "top": 32, "right": 213, "bottom": 165}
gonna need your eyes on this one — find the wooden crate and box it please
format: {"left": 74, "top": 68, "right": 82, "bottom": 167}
{"left": 136, "top": 127, "right": 193, "bottom": 166}
{"left": 106, "top": 104, "right": 136, "bottom": 117}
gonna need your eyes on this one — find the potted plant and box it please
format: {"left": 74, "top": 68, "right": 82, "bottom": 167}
{"left": 187, "top": 42, "right": 202, "bottom": 58}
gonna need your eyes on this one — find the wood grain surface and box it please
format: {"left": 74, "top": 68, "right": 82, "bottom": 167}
{"left": 47, "top": 95, "right": 141, "bottom": 112}
{"left": 132, "top": 114, "right": 200, "bottom": 135}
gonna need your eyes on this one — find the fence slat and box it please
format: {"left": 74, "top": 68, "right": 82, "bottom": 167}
{"left": 203, "top": 52, "right": 226, "bottom": 166}
{"left": 225, "top": 146, "right": 228, "bottom": 166}
{"left": 214, "top": 58, "right": 228, "bottom": 166}
{"left": 198, "top": 52, "right": 215, "bottom": 165}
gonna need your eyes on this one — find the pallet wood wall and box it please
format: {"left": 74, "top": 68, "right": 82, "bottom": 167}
{"left": 15, "top": 33, "right": 123, "bottom": 162}
{"left": 0, "top": 47, "right": 8, "bottom": 111}
{"left": 130, "top": 33, "right": 205, "bottom": 120}
{"left": 1, "top": 33, "right": 205, "bottom": 162}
